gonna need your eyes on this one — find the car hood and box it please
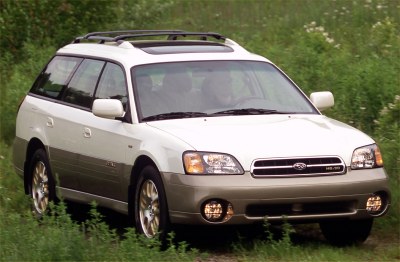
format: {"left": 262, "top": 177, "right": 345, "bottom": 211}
{"left": 146, "top": 114, "right": 374, "bottom": 168}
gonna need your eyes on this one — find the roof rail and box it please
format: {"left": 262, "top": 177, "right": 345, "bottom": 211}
{"left": 73, "top": 30, "right": 226, "bottom": 44}
{"left": 165, "top": 32, "right": 224, "bottom": 41}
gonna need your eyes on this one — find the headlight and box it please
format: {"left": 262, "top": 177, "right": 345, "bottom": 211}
{"left": 351, "top": 144, "right": 383, "bottom": 169}
{"left": 183, "top": 151, "right": 244, "bottom": 175}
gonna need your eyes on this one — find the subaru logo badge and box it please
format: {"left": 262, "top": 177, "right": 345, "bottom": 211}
{"left": 293, "top": 162, "right": 307, "bottom": 171}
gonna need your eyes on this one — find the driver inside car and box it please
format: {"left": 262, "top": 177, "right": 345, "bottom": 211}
{"left": 202, "top": 71, "right": 235, "bottom": 108}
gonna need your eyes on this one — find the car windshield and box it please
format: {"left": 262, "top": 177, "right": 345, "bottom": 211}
{"left": 131, "top": 61, "right": 317, "bottom": 121}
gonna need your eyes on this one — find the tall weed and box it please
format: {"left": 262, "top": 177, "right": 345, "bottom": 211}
{"left": 232, "top": 219, "right": 298, "bottom": 261}
{"left": 0, "top": 199, "right": 199, "bottom": 261}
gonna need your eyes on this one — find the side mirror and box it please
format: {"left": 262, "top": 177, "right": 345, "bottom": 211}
{"left": 310, "top": 91, "right": 334, "bottom": 111}
{"left": 92, "top": 99, "right": 125, "bottom": 119}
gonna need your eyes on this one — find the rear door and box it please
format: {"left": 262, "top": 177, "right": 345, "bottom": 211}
{"left": 53, "top": 58, "right": 106, "bottom": 192}
{"left": 29, "top": 56, "right": 83, "bottom": 190}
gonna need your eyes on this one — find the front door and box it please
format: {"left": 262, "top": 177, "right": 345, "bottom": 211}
{"left": 77, "top": 62, "right": 131, "bottom": 201}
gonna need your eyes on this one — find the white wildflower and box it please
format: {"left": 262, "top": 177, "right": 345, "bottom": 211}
{"left": 380, "top": 107, "right": 389, "bottom": 115}
{"left": 372, "top": 21, "right": 382, "bottom": 29}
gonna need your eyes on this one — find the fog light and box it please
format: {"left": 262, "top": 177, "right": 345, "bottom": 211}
{"left": 366, "top": 195, "right": 383, "bottom": 213}
{"left": 204, "top": 201, "right": 223, "bottom": 220}
{"left": 202, "top": 199, "right": 234, "bottom": 223}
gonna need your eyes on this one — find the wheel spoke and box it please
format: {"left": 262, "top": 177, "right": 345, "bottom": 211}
{"left": 150, "top": 219, "right": 157, "bottom": 235}
{"left": 152, "top": 202, "right": 159, "bottom": 215}
{"left": 140, "top": 191, "right": 148, "bottom": 208}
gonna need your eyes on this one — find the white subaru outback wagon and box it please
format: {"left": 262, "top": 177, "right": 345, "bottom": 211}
{"left": 13, "top": 30, "right": 390, "bottom": 245}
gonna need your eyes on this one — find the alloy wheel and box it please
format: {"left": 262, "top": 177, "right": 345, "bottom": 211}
{"left": 139, "top": 180, "right": 160, "bottom": 237}
{"left": 31, "top": 161, "right": 49, "bottom": 215}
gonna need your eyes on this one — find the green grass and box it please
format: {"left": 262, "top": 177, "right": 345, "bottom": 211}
{"left": 1, "top": 0, "right": 399, "bottom": 261}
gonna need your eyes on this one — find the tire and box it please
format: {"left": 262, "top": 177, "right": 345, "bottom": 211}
{"left": 134, "top": 165, "right": 170, "bottom": 240}
{"left": 320, "top": 218, "right": 373, "bottom": 246}
{"left": 28, "top": 148, "right": 56, "bottom": 218}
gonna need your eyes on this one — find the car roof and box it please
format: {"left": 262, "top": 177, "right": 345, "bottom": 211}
{"left": 56, "top": 30, "right": 270, "bottom": 67}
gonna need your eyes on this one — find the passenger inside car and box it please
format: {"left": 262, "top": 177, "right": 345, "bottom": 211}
{"left": 156, "top": 69, "right": 203, "bottom": 113}
{"left": 135, "top": 73, "right": 165, "bottom": 117}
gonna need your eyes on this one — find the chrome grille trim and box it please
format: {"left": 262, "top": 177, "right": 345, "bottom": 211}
{"left": 251, "top": 156, "right": 346, "bottom": 177}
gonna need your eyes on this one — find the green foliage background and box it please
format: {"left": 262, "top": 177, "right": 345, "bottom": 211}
{"left": 0, "top": 0, "right": 399, "bottom": 261}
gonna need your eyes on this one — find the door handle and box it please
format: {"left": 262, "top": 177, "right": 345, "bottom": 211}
{"left": 46, "top": 117, "right": 54, "bottom": 128}
{"left": 83, "top": 127, "right": 91, "bottom": 138}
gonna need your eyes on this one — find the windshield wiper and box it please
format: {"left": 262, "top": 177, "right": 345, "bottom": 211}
{"left": 210, "top": 108, "right": 289, "bottom": 116}
{"left": 142, "top": 112, "right": 209, "bottom": 121}
{"left": 142, "top": 109, "right": 292, "bottom": 121}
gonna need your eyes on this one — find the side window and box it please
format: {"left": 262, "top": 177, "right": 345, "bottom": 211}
{"left": 30, "top": 56, "right": 82, "bottom": 99}
{"left": 95, "top": 63, "right": 128, "bottom": 110}
{"left": 63, "top": 59, "right": 105, "bottom": 108}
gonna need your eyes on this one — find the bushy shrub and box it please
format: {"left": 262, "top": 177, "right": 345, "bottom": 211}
{"left": 0, "top": 0, "right": 115, "bottom": 60}
{"left": 374, "top": 95, "right": 400, "bottom": 176}
{"left": 0, "top": 43, "right": 56, "bottom": 142}
{"left": 262, "top": 16, "right": 399, "bottom": 134}
{"left": 373, "top": 95, "right": 400, "bottom": 229}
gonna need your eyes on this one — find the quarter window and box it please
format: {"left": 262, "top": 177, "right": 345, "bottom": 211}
{"left": 63, "top": 59, "right": 105, "bottom": 108}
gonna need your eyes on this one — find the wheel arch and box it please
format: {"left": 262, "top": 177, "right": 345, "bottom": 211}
{"left": 131, "top": 155, "right": 159, "bottom": 189}
{"left": 128, "top": 155, "right": 168, "bottom": 223}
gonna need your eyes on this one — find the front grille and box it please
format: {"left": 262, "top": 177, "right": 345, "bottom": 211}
{"left": 251, "top": 156, "right": 346, "bottom": 177}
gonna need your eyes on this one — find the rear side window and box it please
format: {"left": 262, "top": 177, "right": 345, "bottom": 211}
{"left": 63, "top": 59, "right": 105, "bottom": 108}
{"left": 30, "top": 56, "right": 82, "bottom": 98}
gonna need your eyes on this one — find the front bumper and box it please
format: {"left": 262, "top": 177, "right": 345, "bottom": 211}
{"left": 162, "top": 168, "right": 391, "bottom": 225}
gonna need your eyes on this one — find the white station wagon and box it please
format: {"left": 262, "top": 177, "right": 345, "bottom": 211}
{"left": 13, "top": 30, "right": 390, "bottom": 245}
